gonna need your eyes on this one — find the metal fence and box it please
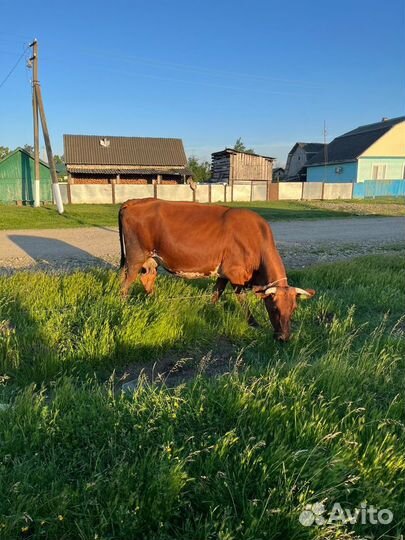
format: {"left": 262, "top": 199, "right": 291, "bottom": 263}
{"left": 0, "top": 177, "right": 52, "bottom": 203}
{"left": 353, "top": 180, "right": 405, "bottom": 199}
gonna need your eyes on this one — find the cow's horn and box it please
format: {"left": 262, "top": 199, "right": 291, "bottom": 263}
{"left": 295, "top": 287, "right": 311, "bottom": 298}
{"left": 264, "top": 286, "right": 277, "bottom": 295}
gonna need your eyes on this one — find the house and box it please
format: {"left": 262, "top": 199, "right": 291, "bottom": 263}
{"left": 64, "top": 135, "right": 192, "bottom": 185}
{"left": 306, "top": 116, "right": 405, "bottom": 183}
{"left": 0, "top": 147, "right": 52, "bottom": 203}
{"left": 284, "top": 142, "right": 324, "bottom": 181}
{"left": 211, "top": 148, "right": 274, "bottom": 184}
{"left": 272, "top": 167, "right": 285, "bottom": 182}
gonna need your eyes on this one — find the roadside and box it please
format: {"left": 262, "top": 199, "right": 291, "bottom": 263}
{"left": 1, "top": 198, "right": 404, "bottom": 230}
{"left": 1, "top": 216, "right": 404, "bottom": 273}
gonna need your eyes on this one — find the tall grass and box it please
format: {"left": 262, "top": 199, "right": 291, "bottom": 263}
{"left": 0, "top": 255, "right": 404, "bottom": 539}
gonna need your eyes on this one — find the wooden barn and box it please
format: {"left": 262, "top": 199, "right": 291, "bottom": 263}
{"left": 0, "top": 148, "right": 52, "bottom": 203}
{"left": 211, "top": 148, "right": 274, "bottom": 185}
{"left": 64, "top": 135, "right": 192, "bottom": 185}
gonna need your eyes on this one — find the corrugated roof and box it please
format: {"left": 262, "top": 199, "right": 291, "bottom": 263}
{"left": 307, "top": 116, "right": 405, "bottom": 166}
{"left": 64, "top": 135, "right": 188, "bottom": 166}
{"left": 67, "top": 166, "right": 192, "bottom": 175}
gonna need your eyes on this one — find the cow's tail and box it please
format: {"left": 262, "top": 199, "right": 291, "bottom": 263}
{"left": 118, "top": 207, "right": 126, "bottom": 269}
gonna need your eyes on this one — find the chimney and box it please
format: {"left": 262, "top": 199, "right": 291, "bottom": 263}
{"left": 381, "top": 117, "right": 388, "bottom": 122}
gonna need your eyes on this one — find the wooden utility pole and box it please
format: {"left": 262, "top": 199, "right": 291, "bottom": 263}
{"left": 29, "top": 39, "right": 64, "bottom": 213}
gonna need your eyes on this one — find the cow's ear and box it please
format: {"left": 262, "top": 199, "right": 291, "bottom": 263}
{"left": 295, "top": 288, "right": 316, "bottom": 300}
{"left": 253, "top": 286, "right": 276, "bottom": 299}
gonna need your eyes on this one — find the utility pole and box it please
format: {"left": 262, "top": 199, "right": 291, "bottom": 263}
{"left": 30, "top": 39, "right": 40, "bottom": 207}
{"left": 28, "top": 39, "right": 64, "bottom": 214}
{"left": 323, "top": 120, "right": 328, "bottom": 183}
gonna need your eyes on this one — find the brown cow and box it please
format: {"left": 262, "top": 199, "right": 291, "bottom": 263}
{"left": 119, "top": 198, "right": 315, "bottom": 341}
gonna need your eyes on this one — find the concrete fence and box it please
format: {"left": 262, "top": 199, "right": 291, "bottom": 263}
{"left": 57, "top": 179, "right": 405, "bottom": 205}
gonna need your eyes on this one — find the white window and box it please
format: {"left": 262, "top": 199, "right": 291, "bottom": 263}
{"left": 371, "top": 164, "right": 386, "bottom": 180}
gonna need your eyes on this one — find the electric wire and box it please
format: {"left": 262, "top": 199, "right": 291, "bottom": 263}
{"left": 0, "top": 44, "right": 30, "bottom": 90}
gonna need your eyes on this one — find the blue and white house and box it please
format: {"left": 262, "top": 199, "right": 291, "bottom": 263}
{"left": 306, "top": 116, "right": 405, "bottom": 183}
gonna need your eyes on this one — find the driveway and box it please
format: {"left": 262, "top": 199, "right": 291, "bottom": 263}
{"left": 0, "top": 217, "right": 404, "bottom": 272}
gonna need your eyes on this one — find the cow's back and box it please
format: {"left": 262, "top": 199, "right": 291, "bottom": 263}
{"left": 120, "top": 198, "right": 274, "bottom": 276}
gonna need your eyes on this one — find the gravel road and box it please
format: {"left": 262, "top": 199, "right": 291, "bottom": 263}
{"left": 0, "top": 217, "right": 404, "bottom": 273}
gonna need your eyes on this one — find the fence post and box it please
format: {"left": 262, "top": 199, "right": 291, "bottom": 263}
{"left": 321, "top": 182, "right": 325, "bottom": 200}
{"left": 111, "top": 179, "right": 116, "bottom": 204}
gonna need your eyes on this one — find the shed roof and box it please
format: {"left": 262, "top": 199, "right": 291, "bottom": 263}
{"left": 0, "top": 147, "right": 50, "bottom": 169}
{"left": 212, "top": 148, "right": 275, "bottom": 160}
{"left": 307, "top": 116, "right": 405, "bottom": 166}
{"left": 64, "top": 135, "right": 188, "bottom": 166}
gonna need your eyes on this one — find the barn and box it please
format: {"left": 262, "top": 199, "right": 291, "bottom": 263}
{"left": 64, "top": 135, "right": 192, "bottom": 186}
{"left": 0, "top": 148, "right": 52, "bottom": 203}
{"left": 211, "top": 149, "right": 274, "bottom": 185}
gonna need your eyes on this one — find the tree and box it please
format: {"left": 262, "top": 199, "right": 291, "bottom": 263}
{"left": 23, "top": 144, "right": 34, "bottom": 155}
{"left": 53, "top": 154, "right": 67, "bottom": 178}
{"left": 187, "top": 156, "right": 211, "bottom": 183}
{"left": 233, "top": 137, "right": 255, "bottom": 154}
{"left": 0, "top": 146, "right": 10, "bottom": 160}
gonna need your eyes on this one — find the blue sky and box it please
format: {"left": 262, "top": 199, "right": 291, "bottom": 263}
{"left": 0, "top": 0, "right": 404, "bottom": 166}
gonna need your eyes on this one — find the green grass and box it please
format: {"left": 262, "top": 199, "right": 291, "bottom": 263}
{"left": 0, "top": 255, "right": 404, "bottom": 539}
{"left": 1, "top": 197, "right": 404, "bottom": 230}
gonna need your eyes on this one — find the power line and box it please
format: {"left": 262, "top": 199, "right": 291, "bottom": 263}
{"left": 0, "top": 45, "right": 29, "bottom": 90}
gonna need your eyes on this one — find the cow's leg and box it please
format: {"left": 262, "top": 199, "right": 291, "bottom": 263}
{"left": 121, "top": 261, "right": 144, "bottom": 297}
{"left": 232, "top": 285, "right": 259, "bottom": 327}
{"left": 212, "top": 277, "right": 228, "bottom": 303}
{"left": 140, "top": 259, "right": 158, "bottom": 295}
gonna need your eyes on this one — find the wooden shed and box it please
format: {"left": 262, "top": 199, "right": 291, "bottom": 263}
{"left": 64, "top": 134, "right": 192, "bottom": 186}
{"left": 0, "top": 148, "right": 52, "bottom": 203}
{"left": 211, "top": 149, "right": 274, "bottom": 185}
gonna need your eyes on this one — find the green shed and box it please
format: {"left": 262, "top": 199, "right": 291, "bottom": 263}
{"left": 0, "top": 148, "right": 52, "bottom": 203}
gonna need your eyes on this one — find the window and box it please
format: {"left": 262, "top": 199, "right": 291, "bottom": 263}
{"left": 371, "top": 164, "right": 386, "bottom": 180}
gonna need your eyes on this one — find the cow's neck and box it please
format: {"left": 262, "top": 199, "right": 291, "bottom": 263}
{"left": 262, "top": 251, "right": 288, "bottom": 286}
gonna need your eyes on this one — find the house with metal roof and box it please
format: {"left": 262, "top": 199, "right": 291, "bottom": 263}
{"left": 284, "top": 142, "right": 324, "bottom": 181}
{"left": 0, "top": 147, "right": 52, "bottom": 203}
{"left": 306, "top": 116, "right": 405, "bottom": 183}
{"left": 64, "top": 135, "right": 192, "bottom": 185}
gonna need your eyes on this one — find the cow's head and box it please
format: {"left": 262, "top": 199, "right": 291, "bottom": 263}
{"left": 254, "top": 285, "right": 315, "bottom": 342}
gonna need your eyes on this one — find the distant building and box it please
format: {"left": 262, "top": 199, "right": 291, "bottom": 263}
{"left": 0, "top": 147, "right": 52, "bottom": 203}
{"left": 64, "top": 135, "right": 192, "bottom": 185}
{"left": 272, "top": 167, "right": 285, "bottom": 182}
{"left": 284, "top": 142, "right": 324, "bottom": 181}
{"left": 306, "top": 116, "right": 405, "bottom": 183}
{"left": 211, "top": 148, "right": 274, "bottom": 185}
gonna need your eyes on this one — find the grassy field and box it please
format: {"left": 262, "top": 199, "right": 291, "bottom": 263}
{"left": 1, "top": 197, "right": 404, "bottom": 230}
{"left": 0, "top": 254, "right": 404, "bottom": 539}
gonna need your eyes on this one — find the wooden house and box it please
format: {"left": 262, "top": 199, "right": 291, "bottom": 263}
{"left": 64, "top": 135, "right": 192, "bottom": 185}
{"left": 211, "top": 149, "right": 274, "bottom": 185}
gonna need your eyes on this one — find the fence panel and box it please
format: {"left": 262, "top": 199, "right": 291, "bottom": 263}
{"left": 278, "top": 183, "right": 302, "bottom": 200}
{"left": 157, "top": 184, "right": 193, "bottom": 202}
{"left": 115, "top": 184, "right": 154, "bottom": 203}
{"left": 302, "top": 183, "right": 323, "bottom": 200}
{"left": 352, "top": 183, "right": 365, "bottom": 199}
{"left": 323, "top": 183, "right": 352, "bottom": 199}
{"left": 70, "top": 184, "right": 112, "bottom": 204}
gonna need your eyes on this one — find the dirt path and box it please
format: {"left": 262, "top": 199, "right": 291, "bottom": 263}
{"left": 0, "top": 217, "right": 404, "bottom": 273}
